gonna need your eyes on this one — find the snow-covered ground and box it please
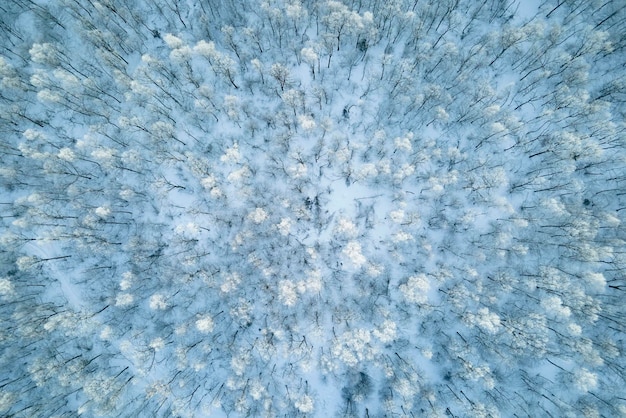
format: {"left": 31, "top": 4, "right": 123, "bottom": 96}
{"left": 1, "top": 0, "right": 625, "bottom": 417}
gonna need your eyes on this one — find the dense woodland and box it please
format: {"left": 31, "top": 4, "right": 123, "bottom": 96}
{"left": 1, "top": 0, "right": 625, "bottom": 416}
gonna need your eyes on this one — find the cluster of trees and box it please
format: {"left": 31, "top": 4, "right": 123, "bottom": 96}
{"left": 1, "top": 0, "right": 625, "bottom": 416}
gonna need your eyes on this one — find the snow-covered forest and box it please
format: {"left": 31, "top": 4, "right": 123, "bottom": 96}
{"left": 1, "top": 0, "right": 625, "bottom": 416}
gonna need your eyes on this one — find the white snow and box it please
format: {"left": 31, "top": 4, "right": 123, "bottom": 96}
{"left": 1, "top": 0, "right": 624, "bottom": 417}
